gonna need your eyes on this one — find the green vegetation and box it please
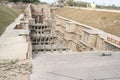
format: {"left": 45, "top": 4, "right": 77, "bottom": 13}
{"left": 57, "top": 0, "right": 65, "bottom": 4}
{"left": 66, "top": 0, "right": 73, "bottom": 6}
{"left": 57, "top": 0, "right": 120, "bottom": 10}
{"left": 97, "top": 5, "right": 120, "bottom": 10}
{"left": 9, "top": 0, "right": 40, "bottom": 3}
{"left": 56, "top": 0, "right": 89, "bottom": 7}
{"left": 0, "top": 6, "right": 20, "bottom": 36}
{"left": 11, "top": 59, "right": 19, "bottom": 64}
{"left": 101, "top": 16, "right": 107, "bottom": 20}
{"left": 66, "top": 0, "right": 89, "bottom": 7}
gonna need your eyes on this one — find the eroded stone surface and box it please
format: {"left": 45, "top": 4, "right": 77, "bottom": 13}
{"left": 0, "top": 59, "right": 32, "bottom": 80}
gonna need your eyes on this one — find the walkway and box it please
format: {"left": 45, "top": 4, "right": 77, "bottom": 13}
{"left": 30, "top": 51, "right": 120, "bottom": 80}
{"left": 0, "top": 14, "right": 29, "bottom": 59}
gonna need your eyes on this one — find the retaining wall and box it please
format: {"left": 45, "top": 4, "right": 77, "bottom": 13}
{"left": 54, "top": 15, "right": 120, "bottom": 52}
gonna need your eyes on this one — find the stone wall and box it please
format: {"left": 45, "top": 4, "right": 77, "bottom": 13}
{"left": 54, "top": 15, "right": 120, "bottom": 52}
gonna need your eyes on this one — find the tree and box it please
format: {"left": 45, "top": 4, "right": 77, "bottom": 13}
{"left": 58, "top": 0, "right": 66, "bottom": 4}
{"left": 9, "top": 0, "right": 40, "bottom": 3}
{"left": 66, "top": 0, "right": 88, "bottom": 7}
{"left": 66, "top": 0, "right": 74, "bottom": 6}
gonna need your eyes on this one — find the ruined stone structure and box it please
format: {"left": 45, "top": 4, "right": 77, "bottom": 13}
{"left": 0, "top": 4, "right": 120, "bottom": 60}
{"left": 54, "top": 15, "right": 120, "bottom": 52}
{"left": 28, "top": 4, "right": 120, "bottom": 54}
{"left": 29, "top": 5, "right": 67, "bottom": 54}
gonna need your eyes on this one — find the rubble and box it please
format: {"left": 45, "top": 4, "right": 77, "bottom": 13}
{"left": 0, "top": 59, "right": 32, "bottom": 80}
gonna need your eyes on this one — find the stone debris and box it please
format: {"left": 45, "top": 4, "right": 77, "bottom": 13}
{"left": 0, "top": 59, "right": 32, "bottom": 80}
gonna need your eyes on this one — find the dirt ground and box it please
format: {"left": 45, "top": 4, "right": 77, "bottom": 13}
{"left": 53, "top": 7, "right": 120, "bottom": 37}
{"left": 0, "top": 59, "right": 32, "bottom": 80}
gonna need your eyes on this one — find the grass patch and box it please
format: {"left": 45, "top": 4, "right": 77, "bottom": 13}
{"left": 0, "top": 6, "right": 20, "bottom": 36}
{"left": 101, "top": 16, "right": 107, "bottom": 20}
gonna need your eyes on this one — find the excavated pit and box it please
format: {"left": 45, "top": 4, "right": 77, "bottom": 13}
{"left": 28, "top": 5, "right": 120, "bottom": 56}
{"left": 29, "top": 5, "right": 68, "bottom": 54}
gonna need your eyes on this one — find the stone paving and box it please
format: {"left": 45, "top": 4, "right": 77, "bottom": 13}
{"left": 0, "top": 14, "right": 30, "bottom": 59}
{"left": 30, "top": 51, "right": 120, "bottom": 80}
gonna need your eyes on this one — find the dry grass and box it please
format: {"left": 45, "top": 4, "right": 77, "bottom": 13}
{"left": 53, "top": 7, "right": 120, "bottom": 37}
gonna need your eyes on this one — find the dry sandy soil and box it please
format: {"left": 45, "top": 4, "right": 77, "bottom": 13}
{"left": 0, "top": 59, "right": 32, "bottom": 80}
{"left": 53, "top": 7, "right": 120, "bottom": 37}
